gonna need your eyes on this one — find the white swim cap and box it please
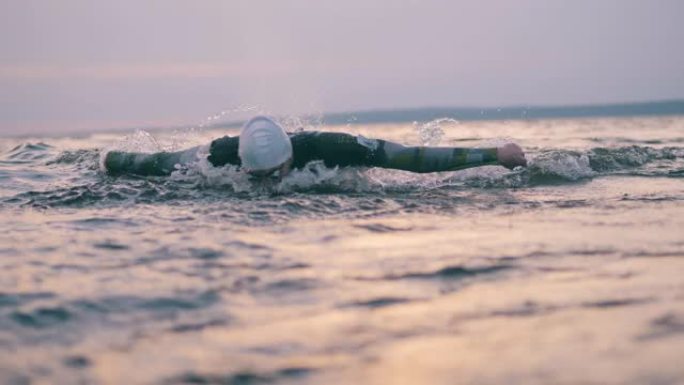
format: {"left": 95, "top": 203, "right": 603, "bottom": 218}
{"left": 238, "top": 116, "right": 293, "bottom": 173}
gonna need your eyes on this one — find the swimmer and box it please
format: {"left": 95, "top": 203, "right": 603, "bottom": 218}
{"left": 104, "top": 116, "right": 526, "bottom": 178}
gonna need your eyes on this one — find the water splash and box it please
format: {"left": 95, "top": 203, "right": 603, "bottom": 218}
{"left": 169, "top": 154, "right": 381, "bottom": 196}
{"left": 115, "top": 130, "right": 163, "bottom": 153}
{"left": 191, "top": 105, "right": 324, "bottom": 135}
{"left": 279, "top": 113, "right": 324, "bottom": 133}
{"left": 98, "top": 130, "right": 164, "bottom": 174}
{"left": 414, "top": 118, "right": 455, "bottom": 146}
{"left": 277, "top": 162, "right": 380, "bottom": 193}
{"left": 528, "top": 151, "right": 595, "bottom": 181}
{"left": 193, "top": 104, "right": 260, "bottom": 130}
{"left": 588, "top": 146, "right": 683, "bottom": 172}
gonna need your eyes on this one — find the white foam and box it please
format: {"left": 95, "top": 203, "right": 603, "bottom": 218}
{"left": 528, "top": 151, "right": 595, "bottom": 180}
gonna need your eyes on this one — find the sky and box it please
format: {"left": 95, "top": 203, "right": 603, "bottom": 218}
{"left": 1, "top": 0, "right": 683, "bottom": 135}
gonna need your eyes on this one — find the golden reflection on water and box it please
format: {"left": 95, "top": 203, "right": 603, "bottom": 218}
{"left": 75, "top": 189, "right": 684, "bottom": 384}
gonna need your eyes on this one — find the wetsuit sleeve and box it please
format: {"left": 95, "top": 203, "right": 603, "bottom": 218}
{"left": 290, "top": 132, "right": 378, "bottom": 169}
{"left": 104, "top": 146, "right": 201, "bottom": 176}
{"left": 374, "top": 140, "right": 499, "bottom": 173}
{"left": 103, "top": 135, "right": 239, "bottom": 176}
{"left": 206, "top": 136, "right": 241, "bottom": 167}
{"left": 290, "top": 132, "right": 499, "bottom": 173}
{"left": 104, "top": 133, "right": 500, "bottom": 176}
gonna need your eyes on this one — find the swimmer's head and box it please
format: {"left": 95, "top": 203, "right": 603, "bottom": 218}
{"left": 238, "top": 116, "right": 293, "bottom": 177}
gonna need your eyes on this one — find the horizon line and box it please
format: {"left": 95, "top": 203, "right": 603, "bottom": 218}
{"left": 4, "top": 99, "right": 684, "bottom": 138}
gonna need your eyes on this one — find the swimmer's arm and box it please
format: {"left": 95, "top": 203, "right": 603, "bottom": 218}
{"left": 373, "top": 141, "right": 502, "bottom": 173}
{"left": 104, "top": 135, "right": 240, "bottom": 176}
{"left": 103, "top": 146, "right": 201, "bottom": 176}
{"left": 306, "top": 133, "right": 525, "bottom": 172}
{"left": 206, "top": 135, "right": 240, "bottom": 167}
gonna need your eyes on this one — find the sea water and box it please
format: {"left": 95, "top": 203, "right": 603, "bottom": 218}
{"left": 1, "top": 116, "right": 683, "bottom": 384}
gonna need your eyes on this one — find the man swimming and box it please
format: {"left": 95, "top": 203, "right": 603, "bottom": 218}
{"left": 104, "top": 116, "right": 527, "bottom": 177}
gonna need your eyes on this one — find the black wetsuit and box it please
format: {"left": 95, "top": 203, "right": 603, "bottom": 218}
{"left": 104, "top": 131, "right": 499, "bottom": 176}
{"left": 208, "top": 132, "right": 382, "bottom": 170}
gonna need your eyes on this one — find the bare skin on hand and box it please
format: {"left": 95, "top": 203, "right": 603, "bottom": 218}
{"left": 497, "top": 143, "right": 527, "bottom": 169}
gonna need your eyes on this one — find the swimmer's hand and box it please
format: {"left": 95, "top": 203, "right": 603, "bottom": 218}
{"left": 497, "top": 143, "right": 527, "bottom": 169}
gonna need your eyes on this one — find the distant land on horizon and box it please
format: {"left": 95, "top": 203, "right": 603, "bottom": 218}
{"left": 320, "top": 99, "right": 684, "bottom": 126}
{"left": 201, "top": 99, "right": 684, "bottom": 132}
{"left": 5, "top": 99, "right": 684, "bottom": 138}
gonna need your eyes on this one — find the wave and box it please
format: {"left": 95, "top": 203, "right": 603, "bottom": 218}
{"left": 0, "top": 142, "right": 54, "bottom": 164}
{"left": 512, "top": 145, "right": 684, "bottom": 184}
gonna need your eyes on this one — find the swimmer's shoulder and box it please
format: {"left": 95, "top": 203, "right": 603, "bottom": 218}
{"left": 208, "top": 135, "right": 240, "bottom": 166}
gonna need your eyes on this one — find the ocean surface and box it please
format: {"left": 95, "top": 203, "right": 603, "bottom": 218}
{"left": 1, "top": 115, "right": 684, "bottom": 385}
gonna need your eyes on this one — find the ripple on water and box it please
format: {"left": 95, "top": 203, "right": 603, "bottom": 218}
{"left": 2, "top": 290, "right": 222, "bottom": 339}
{"left": 345, "top": 296, "right": 414, "bottom": 309}
{"left": 166, "top": 367, "right": 314, "bottom": 385}
{"left": 10, "top": 307, "right": 72, "bottom": 329}
{"left": 2, "top": 142, "right": 54, "bottom": 164}
{"left": 353, "top": 223, "right": 415, "bottom": 233}
{"left": 379, "top": 264, "right": 513, "bottom": 280}
{"left": 92, "top": 240, "right": 131, "bottom": 250}
{"left": 638, "top": 313, "right": 684, "bottom": 341}
{"left": 0, "top": 292, "right": 56, "bottom": 308}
